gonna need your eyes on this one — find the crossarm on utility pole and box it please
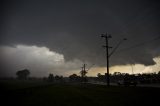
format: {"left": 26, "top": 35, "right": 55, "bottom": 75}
{"left": 101, "top": 33, "right": 112, "bottom": 87}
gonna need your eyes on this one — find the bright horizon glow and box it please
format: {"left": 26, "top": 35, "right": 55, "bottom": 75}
{"left": 87, "top": 57, "right": 160, "bottom": 76}
{"left": 0, "top": 45, "right": 160, "bottom": 77}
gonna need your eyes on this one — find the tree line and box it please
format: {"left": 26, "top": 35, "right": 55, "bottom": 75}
{"left": 12, "top": 69, "right": 160, "bottom": 84}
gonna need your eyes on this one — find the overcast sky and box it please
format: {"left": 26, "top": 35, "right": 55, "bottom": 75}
{"left": 0, "top": 0, "right": 160, "bottom": 77}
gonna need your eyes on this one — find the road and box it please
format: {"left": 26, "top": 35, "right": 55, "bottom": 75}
{"left": 88, "top": 81, "right": 160, "bottom": 88}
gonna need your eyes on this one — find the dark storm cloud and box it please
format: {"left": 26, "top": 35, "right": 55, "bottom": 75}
{"left": 0, "top": 0, "right": 160, "bottom": 67}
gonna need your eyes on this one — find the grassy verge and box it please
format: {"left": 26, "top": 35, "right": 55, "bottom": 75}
{"left": 0, "top": 81, "right": 159, "bottom": 106}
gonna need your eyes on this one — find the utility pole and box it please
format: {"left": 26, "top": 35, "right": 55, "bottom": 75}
{"left": 101, "top": 33, "right": 127, "bottom": 87}
{"left": 80, "top": 64, "right": 87, "bottom": 83}
{"left": 81, "top": 64, "right": 86, "bottom": 77}
{"left": 101, "top": 33, "right": 112, "bottom": 87}
{"left": 83, "top": 64, "right": 86, "bottom": 75}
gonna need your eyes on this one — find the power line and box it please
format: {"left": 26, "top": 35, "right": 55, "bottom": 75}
{"left": 116, "top": 36, "right": 160, "bottom": 53}
{"left": 109, "top": 38, "right": 127, "bottom": 58}
{"left": 100, "top": 33, "right": 127, "bottom": 86}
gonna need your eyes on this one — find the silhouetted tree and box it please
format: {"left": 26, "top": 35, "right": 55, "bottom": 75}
{"left": 97, "top": 73, "right": 101, "bottom": 78}
{"left": 48, "top": 73, "right": 54, "bottom": 82}
{"left": 55, "top": 75, "right": 64, "bottom": 82}
{"left": 80, "top": 70, "right": 87, "bottom": 78}
{"left": 96, "top": 73, "right": 106, "bottom": 82}
{"left": 158, "top": 71, "right": 160, "bottom": 75}
{"left": 16, "top": 69, "right": 30, "bottom": 80}
{"left": 80, "top": 69, "right": 88, "bottom": 83}
{"left": 69, "top": 74, "right": 80, "bottom": 82}
{"left": 113, "top": 72, "right": 121, "bottom": 76}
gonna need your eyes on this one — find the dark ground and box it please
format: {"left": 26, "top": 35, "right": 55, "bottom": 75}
{"left": 0, "top": 80, "right": 160, "bottom": 106}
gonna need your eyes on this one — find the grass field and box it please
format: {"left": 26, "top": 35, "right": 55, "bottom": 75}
{"left": 0, "top": 81, "right": 160, "bottom": 106}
